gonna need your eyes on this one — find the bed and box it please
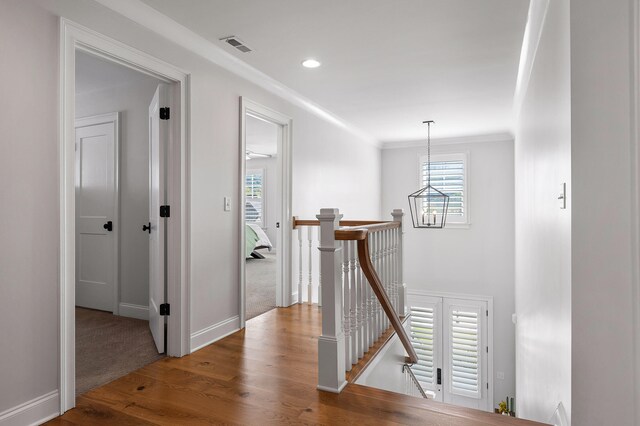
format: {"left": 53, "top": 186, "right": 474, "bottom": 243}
{"left": 245, "top": 223, "right": 273, "bottom": 259}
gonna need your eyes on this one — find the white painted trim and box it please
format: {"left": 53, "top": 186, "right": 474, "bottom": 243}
{"left": 93, "top": 0, "right": 377, "bottom": 146}
{"left": 632, "top": 1, "right": 640, "bottom": 423}
{"left": 513, "top": 0, "right": 550, "bottom": 119}
{"left": 407, "top": 289, "right": 494, "bottom": 411}
{"left": 118, "top": 302, "right": 149, "bottom": 320}
{"left": 382, "top": 132, "right": 513, "bottom": 150}
{"left": 190, "top": 316, "right": 240, "bottom": 352}
{"left": 239, "top": 98, "right": 294, "bottom": 329}
{"left": 75, "top": 112, "right": 120, "bottom": 315}
{"left": 59, "top": 18, "right": 191, "bottom": 413}
{"left": 0, "top": 391, "right": 59, "bottom": 426}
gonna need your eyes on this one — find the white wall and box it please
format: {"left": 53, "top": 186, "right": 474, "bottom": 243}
{"left": 245, "top": 156, "right": 277, "bottom": 247}
{"left": 514, "top": 0, "right": 572, "bottom": 423}
{"left": 381, "top": 137, "right": 515, "bottom": 410}
{"left": 570, "top": 0, "right": 637, "bottom": 425}
{"left": 0, "top": 0, "right": 381, "bottom": 417}
{"left": 76, "top": 74, "right": 161, "bottom": 313}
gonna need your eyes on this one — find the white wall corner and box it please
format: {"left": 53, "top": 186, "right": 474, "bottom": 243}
{"left": 190, "top": 316, "right": 240, "bottom": 352}
{"left": 513, "top": 0, "right": 551, "bottom": 120}
{"left": 0, "top": 391, "right": 59, "bottom": 426}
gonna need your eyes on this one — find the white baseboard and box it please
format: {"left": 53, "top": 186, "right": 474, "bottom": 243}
{"left": 0, "top": 390, "right": 59, "bottom": 426}
{"left": 190, "top": 315, "right": 240, "bottom": 352}
{"left": 118, "top": 302, "right": 149, "bottom": 320}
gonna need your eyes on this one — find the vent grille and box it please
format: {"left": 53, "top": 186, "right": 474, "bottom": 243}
{"left": 220, "top": 36, "right": 253, "bottom": 53}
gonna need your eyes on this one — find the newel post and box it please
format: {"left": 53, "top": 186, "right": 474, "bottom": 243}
{"left": 316, "top": 208, "right": 347, "bottom": 393}
{"left": 391, "top": 209, "right": 406, "bottom": 317}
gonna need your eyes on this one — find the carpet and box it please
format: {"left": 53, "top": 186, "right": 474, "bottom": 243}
{"left": 246, "top": 251, "right": 277, "bottom": 320}
{"left": 75, "top": 307, "right": 165, "bottom": 396}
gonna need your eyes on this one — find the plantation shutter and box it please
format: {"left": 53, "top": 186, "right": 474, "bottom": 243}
{"left": 409, "top": 297, "right": 441, "bottom": 395}
{"left": 420, "top": 155, "right": 466, "bottom": 222}
{"left": 444, "top": 301, "right": 482, "bottom": 399}
{"left": 245, "top": 169, "right": 264, "bottom": 226}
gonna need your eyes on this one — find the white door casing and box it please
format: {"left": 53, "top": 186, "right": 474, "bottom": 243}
{"left": 148, "top": 84, "right": 168, "bottom": 354}
{"left": 75, "top": 113, "right": 119, "bottom": 313}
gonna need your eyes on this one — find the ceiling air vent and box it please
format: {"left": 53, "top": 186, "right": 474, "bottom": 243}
{"left": 219, "top": 36, "right": 252, "bottom": 53}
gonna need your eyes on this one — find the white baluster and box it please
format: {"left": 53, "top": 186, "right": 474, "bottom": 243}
{"left": 298, "top": 226, "right": 303, "bottom": 304}
{"left": 316, "top": 208, "right": 346, "bottom": 392}
{"left": 308, "top": 226, "right": 313, "bottom": 305}
{"left": 342, "top": 240, "right": 351, "bottom": 370}
{"left": 356, "top": 247, "right": 365, "bottom": 360}
{"left": 318, "top": 251, "right": 322, "bottom": 307}
{"left": 349, "top": 240, "right": 358, "bottom": 365}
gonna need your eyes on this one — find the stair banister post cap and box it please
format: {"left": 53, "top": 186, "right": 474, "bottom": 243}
{"left": 316, "top": 208, "right": 343, "bottom": 221}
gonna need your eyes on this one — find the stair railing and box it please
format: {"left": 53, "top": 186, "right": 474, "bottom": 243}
{"left": 315, "top": 208, "right": 416, "bottom": 393}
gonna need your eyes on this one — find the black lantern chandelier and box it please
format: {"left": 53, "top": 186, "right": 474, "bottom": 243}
{"left": 408, "top": 120, "right": 449, "bottom": 228}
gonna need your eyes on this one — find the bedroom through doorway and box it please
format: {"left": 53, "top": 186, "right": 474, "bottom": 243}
{"left": 244, "top": 113, "right": 280, "bottom": 320}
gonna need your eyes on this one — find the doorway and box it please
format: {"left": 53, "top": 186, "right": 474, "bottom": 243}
{"left": 239, "top": 98, "right": 293, "bottom": 327}
{"left": 60, "top": 19, "right": 190, "bottom": 412}
{"left": 74, "top": 51, "right": 168, "bottom": 395}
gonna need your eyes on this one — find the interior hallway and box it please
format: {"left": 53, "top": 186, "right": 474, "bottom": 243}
{"left": 52, "top": 305, "right": 543, "bottom": 425}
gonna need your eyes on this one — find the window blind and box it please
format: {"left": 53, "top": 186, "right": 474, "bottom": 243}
{"left": 449, "top": 309, "right": 480, "bottom": 398}
{"left": 420, "top": 159, "right": 465, "bottom": 218}
{"left": 245, "top": 170, "right": 264, "bottom": 225}
{"left": 410, "top": 306, "right": 436, "bottom": 388}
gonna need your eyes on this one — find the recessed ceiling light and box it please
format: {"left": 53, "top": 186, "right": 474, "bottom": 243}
{"left": 302, "top": 59, "right": 321, "bottom": 68}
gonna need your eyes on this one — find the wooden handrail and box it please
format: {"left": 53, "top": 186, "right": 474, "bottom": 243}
{"left": 337, "top": 224, "right": 418, "bottom": 364}
{"left": 292, "top": 217, "right": 386, "bottom": 229}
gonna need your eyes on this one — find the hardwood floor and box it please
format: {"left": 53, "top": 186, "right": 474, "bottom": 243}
{"left": 47, "top": 305, "right": 545, "bottom": 425}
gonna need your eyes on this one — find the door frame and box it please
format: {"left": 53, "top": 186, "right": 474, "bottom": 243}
{"left": 59, "top": 18, "right": 191, "bottom": 413}
{"left": 406, "top": 289, "right": 494, "bottom": 411}
{"left": 74, "top": 112, "right": 120, "bottom": 314}
{"left": 239, "top": 97, "right": 293, "bottom": 328}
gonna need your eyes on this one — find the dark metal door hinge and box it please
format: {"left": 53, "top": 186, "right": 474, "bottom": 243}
{"left": 160, "top": 205, "right": 170, "bottom": 218}
{"left": 160, "top": 303, "right": 170, "bottom": 316}
{"left": 160, "top": 107, "right": 170, "bottom": 120}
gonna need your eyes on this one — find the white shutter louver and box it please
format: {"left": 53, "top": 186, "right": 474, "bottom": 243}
{"left": 245, "top": 169, "right": 264, "bottom": 226}
{"left": 420, "top": 154, "right": 467, "bottom": 223}
{"left": 449, "top": 308, "right": 480, "bottom": 398}
{"left": 410, "top": 306, "right": 436, "bottom": 389}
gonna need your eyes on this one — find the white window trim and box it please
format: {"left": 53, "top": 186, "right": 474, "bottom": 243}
{"left": 417, "top": 151, "right": 470, "bottom": 228}
{"left": 245, "top": 167, "right": 266, "bottom": 228}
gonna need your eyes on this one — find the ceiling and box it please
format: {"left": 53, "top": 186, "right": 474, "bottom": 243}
{"left": 139, "top": 0, "right": 529, "bottom": 143}
{"left": 76, "top": 51, "right": 160, "bottom": 94}
{"left": 246, "top": 114, "right": 278, "bottom": 156}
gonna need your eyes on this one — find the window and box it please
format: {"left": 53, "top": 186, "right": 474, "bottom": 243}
{"left": 419, "top": 153, "right": 468, "bottom": 225}
{"left": 245, "top": 168, "right": 264, "bottom": 227}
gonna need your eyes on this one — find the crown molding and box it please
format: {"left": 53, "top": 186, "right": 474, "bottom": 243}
{"left": 381, "top": 132, "right": 514, "bottom": 150}
{"left": 94, "top": 0, "right": 379, "bottom": 147}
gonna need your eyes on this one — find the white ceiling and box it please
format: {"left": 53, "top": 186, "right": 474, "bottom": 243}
{"left": 76, "top": 51, "right": 160, "bottom": 94}
{"left": 246, "top": 114, "right": 278, "bottom": 156}
{"left": 139, "top": 0, "right": 529, "bottom": 143}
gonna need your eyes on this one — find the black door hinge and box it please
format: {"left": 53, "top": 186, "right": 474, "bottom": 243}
{"left": 160, "top": 107, "right": 170, "bottom": 120}
{"left": 160, "top": 205, "right": 170, "bottom": 218}
{"left": 160, "top": 303, "right": 170, "bottom": 316}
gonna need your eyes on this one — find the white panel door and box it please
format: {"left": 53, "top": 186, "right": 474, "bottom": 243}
{"left": 75, "top": 118, "right": 117, "bottom": 312}
{"left": 442, "top": 298, "right": 489, "bottom": 410}
{"left": 148, "top": 84, "right": 168, "bottom": 354}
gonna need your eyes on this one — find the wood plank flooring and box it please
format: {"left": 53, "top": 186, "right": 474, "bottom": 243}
{"left": 47, "top": 305, "right": 546, "bottom": 425}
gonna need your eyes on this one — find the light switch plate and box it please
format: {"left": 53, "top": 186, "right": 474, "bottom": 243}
{"left": 224, "top": 197, "right": 231, "bottom": 211}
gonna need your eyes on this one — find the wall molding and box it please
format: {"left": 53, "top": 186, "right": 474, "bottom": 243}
{"left": 118, "top": 303, "right": 149, "bottom": 320}
{"left": 381, "top": 132, "right": 513, "bottom": 150}
{"left": 94, "top": 0, "right": 377, "bottom": 146}
{"left": 0, "top": 391, "right": 59, "bottom": 426}
{"left": 190, "top": 316, "right": 240, "bottom": 352}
